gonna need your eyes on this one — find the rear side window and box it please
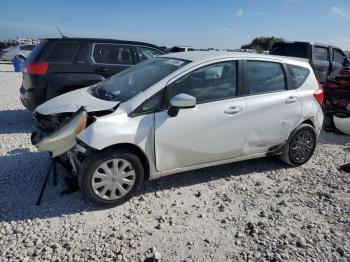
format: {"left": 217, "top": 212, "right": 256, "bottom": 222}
{"left": 26, "top": 41, "right": 46, "bottom": 63}
{"left": 93, "top": 44, "right": 133, "bottom": 65}
{"left": 270, "top": 43, "right": 308, "bottom": 59}
{"left": 247, "top": 61, "right": 286, "bottom": 94}
{"left": 333, "top": 49, "right": 346, "bottom": 65}
{"left": 136, "top": 46, "right": 164, "bottom": 61}
{"left": 46, "top": 42, "right": 80, "bottom": 63}
{"left": 287, "top": 65, "right": 310, "bottom": 88}
{"left": 313, "top": 46, "right": 329, "bottom": 62}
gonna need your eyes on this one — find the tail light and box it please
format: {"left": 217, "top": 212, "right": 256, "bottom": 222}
{"left": 25, "top": 62, "right": 48, "bottom": 75}
{"left": 313, "top": 83, "right": 324, "bottom": 106}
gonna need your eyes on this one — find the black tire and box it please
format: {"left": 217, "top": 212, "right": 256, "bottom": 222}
{"left": 281, "top": 123, "right": 317, "bottom": 166}
{"left": 78, "top": 148, "right": 144, "bottom": 207}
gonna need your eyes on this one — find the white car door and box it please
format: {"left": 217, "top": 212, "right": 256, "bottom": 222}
{"left": 154, "top": 61, "right": 246, "bottom": 171}
{"left": 243, "top": 60, "right": 302, "bottom": 155}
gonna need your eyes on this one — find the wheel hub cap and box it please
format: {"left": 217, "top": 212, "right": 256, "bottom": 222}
{"left": 91, "top": 158, "right": 136, "bottom": 200}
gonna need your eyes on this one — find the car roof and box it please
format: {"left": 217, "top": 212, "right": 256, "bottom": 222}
{"left": 42, "top": 37, "right": 162, "bottom": 49}
{"left": 161, "top": 51, "right": 310, "bottom": 66}
{"left": 273, "top": 41, "right": 341, "bottom": 49}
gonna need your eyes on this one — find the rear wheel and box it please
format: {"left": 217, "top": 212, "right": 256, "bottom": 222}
{"left": 281, "top": 124, "right": 317, "bottom": 166}
{"left": 79, "top": 148, "right": 144, "bottom": 207}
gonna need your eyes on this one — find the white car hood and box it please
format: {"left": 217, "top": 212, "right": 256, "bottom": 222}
{"left": 35, "top": 87, "right": 120, "bottom": 115}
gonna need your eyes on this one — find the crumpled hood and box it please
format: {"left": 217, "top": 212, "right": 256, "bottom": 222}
{"left": 35, "top": 87, "right": 120, "bottom": 115}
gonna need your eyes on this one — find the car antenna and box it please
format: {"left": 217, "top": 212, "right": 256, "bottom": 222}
{"left": 56, "top": 26, "right": 68, "bottom": 38}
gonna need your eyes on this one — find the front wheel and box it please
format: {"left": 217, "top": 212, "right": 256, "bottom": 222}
{"left": 78, "top": 149, "right": 144, "bottom": 207}
{"left": 281, "top": 123, "right": 317, "bottom": 166}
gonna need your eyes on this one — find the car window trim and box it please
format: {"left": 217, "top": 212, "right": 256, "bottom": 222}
{"left": 135, "top": 45, "right": 165, "bottom": 60}
{"left": 91, "top": 43, "right": 135, "bottom": 66}
{"left": 129, "top": 60, "right": 243, "bottom": 117}
{"left": 243, "top": 60, "right": 291, "bottom": 96}
{"left": 90, "top": 43, "right": 165, "bottom": 66}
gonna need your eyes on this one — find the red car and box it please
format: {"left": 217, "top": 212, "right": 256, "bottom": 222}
{"left": 323, "top": 69, "right": 350, "bottom": 130}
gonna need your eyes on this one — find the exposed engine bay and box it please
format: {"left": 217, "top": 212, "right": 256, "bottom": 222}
{"left": 31, "top": 107, "right": 115, "bottom": 175}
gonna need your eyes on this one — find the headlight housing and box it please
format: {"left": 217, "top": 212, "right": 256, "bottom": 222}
{"left": 34, "top": 107, "right": 88, "bottom": 157}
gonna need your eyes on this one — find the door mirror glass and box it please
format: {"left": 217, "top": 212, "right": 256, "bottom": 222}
{"left": 170, "top": 93, "right": 196, "bottom": 108}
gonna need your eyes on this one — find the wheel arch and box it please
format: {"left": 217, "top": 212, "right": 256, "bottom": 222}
{"left": 300, "top": 119, "right": 315, "bottom": 129}
{"left": 101, "top": 143, "right": 151, "bottom": 181}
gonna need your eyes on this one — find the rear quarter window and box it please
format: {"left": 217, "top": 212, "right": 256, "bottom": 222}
{"left": 287, "top": 65, "right": 310, "bottom": 88}
{"left": 26, "top": 41, "right": 46, "bottom": 63}
{"left": 46, "top": 42, "right": 80, "bottom": 63}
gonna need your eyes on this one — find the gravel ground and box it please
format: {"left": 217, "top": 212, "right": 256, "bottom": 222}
{"left": 0, "top": 63, "right": 349, "bottom": 261}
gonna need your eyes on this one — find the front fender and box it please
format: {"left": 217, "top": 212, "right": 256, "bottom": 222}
{"left": 77, "top": 112, "right": 154, "bottom": 153}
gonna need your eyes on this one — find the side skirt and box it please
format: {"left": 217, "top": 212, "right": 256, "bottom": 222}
{"left": 150, "top": 152, "right": 275, "bottom": 180}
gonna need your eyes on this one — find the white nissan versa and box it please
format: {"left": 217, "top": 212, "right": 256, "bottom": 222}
{"left": 31, "top": 52, "right": 324, "bottom": 206}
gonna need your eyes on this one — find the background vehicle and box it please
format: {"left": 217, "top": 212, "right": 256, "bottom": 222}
{"left": 322, "top": 62, "right": 350, "bottom": 131}
{"left": 169, "top": 46, "right": 194, "bottom": 52}
{"left": 0, "top": 42, "right": 10, "bottom": 57}
{"left": 334, "top": 113, "right": 350, "bottom": 135}
{"left": 1, "top": 44, "right": 36, "bottom": 61}
{"left": 271, "top": 41, "right": 350, "bottom": 131}
{"left": 32, "top": 52, "right": 324, "bottom": 206}
{"left": 270, "top": 41, "right": 349, "bottom": 83}
{"left": 345, "top": 51, "right": 350, "bottom": 60}
{"left": 20, "top": 38, "right": 166, "bottom": 111}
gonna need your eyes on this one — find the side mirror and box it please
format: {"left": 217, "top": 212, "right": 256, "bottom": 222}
{"left": 168, "top": 93, "right": 196, "bottom": 117}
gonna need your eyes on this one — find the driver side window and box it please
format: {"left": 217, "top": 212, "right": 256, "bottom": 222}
{"left": 170, "top": 61, "right": 237, "bottom": 104}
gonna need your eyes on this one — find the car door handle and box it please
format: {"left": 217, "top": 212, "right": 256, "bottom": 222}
{"left": 285, "top": 96, "right": 298, "bottom": 104}
{"left": 224, "top": 106, "right": 243, "bottom": 115}
{"left": 95, "top": 67, "right": 108, "bottom": 73}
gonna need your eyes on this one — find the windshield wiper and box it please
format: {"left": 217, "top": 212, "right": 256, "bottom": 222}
{"left": 90, "top": 86, "right": 116, "bottom": 101}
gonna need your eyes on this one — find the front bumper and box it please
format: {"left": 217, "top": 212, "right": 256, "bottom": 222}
{"left": 32, "top": 108, "right": 87, "bottom": 157}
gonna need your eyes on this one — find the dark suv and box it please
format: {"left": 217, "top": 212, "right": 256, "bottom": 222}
{"left": 270, "top": 41, "right": 349, "bottom": 83}
{"left": 20, "top": 38, "right": 166, "bottom": 111}
{"left": 270, "top": 41, "right": 350, "bottom": 129}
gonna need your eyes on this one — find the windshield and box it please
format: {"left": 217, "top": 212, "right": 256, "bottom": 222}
{"left": 89, "top": 57, "right": 189, "bottom": 101}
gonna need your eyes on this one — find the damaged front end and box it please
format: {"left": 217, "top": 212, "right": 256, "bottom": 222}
{"left": 32, "top": 106, "right": 87, "bottom": 157}
{"left": 31, "top": 107, "right": 92, "bottom": 175}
